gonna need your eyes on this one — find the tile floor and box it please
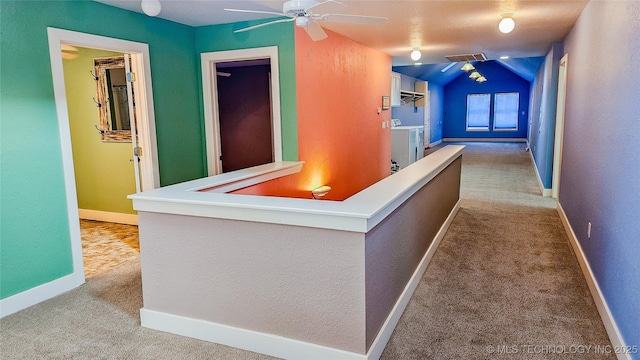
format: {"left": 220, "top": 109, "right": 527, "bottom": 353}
{"left": 80, "top": 219, "right": 139, "bottom": 278}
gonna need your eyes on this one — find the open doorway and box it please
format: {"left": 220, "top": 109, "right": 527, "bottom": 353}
{"left": 61, "top": 46, "right": 140, "bottom": 278}
{"left": 201, "top": 46, "right": 283, "bottom": 176}
{"left": 48, "top": 28, "right": 158, "bottom": 283}
{"left": 216, "top": 59, "right": 274, "bottom": 172}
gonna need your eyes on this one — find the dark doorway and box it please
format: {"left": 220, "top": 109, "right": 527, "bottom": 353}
{"left": 216, "top": 60, "right": 274, "bottom": 173}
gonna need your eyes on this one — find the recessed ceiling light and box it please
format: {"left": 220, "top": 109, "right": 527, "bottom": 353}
{"left": 410, "top": 50, "right": 422, "bottom": 61}
{"left": 414, "top": 62, "right": 423, "bottom": 66}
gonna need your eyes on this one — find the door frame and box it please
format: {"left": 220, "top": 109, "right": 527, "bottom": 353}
{"left": 47, "top": 27, "right": 159, "bottom": 281}
{"left": 201, "top": 46, "right": 282, "bottom": 176}
{"left": 552, "top": 54, "right": 568, "bottom": 199}
{"left": 423, "top": 90, "right": 431, "bottom": 148}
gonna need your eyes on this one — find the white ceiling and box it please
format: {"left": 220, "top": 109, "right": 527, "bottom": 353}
{"left": 95, "top": 0, "right": 588, "bottom": 65}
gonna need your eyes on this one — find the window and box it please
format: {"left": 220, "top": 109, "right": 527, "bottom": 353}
{"left": 494, "top": 92, "right": 519, "bottom": 131}
{"left": 466, "top": 94, "right": 490, "bottom": 131}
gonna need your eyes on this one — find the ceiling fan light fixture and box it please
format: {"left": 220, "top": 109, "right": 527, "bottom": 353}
{"left": 461, "top": 62, "right": 475, "bottom": 72}
{"left": 410, "top": 50, "right": 422, "bottom": 61}
{"left": 295, "top": 16, "right": 309, "bottom": 27}
{"left": 499, "top": 14, "right": 515, "bottom": 34}
{"left": 226, "top": 0, "right": 388, "bottom": 41}
{"left": 141, "top": 0, "right": 161, "bottom": 16}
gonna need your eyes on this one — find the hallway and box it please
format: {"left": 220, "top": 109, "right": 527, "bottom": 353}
{"left": 381, "top": 142, "right": 612, "bottom": 359}
{"left": 0, "top": 143, "right": 613, "bottom": 359}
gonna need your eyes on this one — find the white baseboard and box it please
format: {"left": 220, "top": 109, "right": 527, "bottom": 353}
{"left": 79, "top": 209, "right": 138, "bottom": 225}
{"left": 141, "top": 200, "right": 461, "bottom": 360}
{"left": 428, "top": 139, "right": 442, "bottom": 148}
{"left": 0, "top": 272, "right": 84, "bottom": 318}
{"left": 527, "top": 148, "right": 552, "bottom": 197}
{"left": 443, "top": 138, "right": 526, "bottom": 143}
{"left": 141, "top": 308, "right": 367, "bottom": 360}
{"left": 556, "top": 203, "right": 631, "bottom": 360}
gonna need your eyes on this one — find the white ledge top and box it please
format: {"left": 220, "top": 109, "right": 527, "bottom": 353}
{"left": 129, "top": 145, "right": 465, "bottom": 233}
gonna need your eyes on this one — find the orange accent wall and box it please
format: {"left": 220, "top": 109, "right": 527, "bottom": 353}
{"left": 232, "top": 27, "right": 392, "bottom": 200}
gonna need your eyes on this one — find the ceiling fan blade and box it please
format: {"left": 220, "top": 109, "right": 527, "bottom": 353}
{"left": 305, "top": 20, "right": 328, "bottom": 41}
{"left": 233, "top": 18, "right": 295, "bottom": 33}
{"left": 224, "top": 8, "right": 286, "bottom": 17}
{"left": 305, "top": 0, "right": 346, "bottom": 12}
{"left": 319, "top": 14, "right": 388, "bottom": 26}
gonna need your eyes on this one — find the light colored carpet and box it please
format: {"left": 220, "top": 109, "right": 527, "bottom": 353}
{"left": 457, "top": 142, "right": 557, "bottom": 210}
{"left": 381, "top": 142, "right": 612, "bottom": 359}
{"left": 0, "top": 257, "right": 273, "bottom": 359}
{"left": 0, "top": 142, "right": 612, "bottom": 359}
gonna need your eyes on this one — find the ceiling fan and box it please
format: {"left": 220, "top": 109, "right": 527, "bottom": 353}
{"left": 224, "top": 0, "right": 388, "bottom": 41}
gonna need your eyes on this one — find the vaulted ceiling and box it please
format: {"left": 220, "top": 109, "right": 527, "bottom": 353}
{"left": 393, "top": 56, "right": 545, "bottom": 86}
{"left": 95, "top": 0, "right": 587, "bottom": 84}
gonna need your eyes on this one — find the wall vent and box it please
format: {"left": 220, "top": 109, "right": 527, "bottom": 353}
{"left": 444, "top": 53, "right": 487, "bottom": 62}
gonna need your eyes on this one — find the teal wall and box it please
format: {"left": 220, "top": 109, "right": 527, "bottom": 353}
{"left": 0, "top": 1, "right": 202, "bottom": 299}
{"left": 195, "top": 20, "right": 298, "bottom": 166}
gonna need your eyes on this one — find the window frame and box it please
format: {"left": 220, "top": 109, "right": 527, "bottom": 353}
{"left": 466, "top": 93, "right": 491, "bottom": 131}
{"left": 493, "top": 92, "right": 520, "bottom": 131}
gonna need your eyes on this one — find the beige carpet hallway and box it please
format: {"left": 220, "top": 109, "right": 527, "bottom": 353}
{"left": 381, "top": 142, "right": 612, "bottom": 359}
{"left": 0, "top": 143, "right": 612, "bottom": 359}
